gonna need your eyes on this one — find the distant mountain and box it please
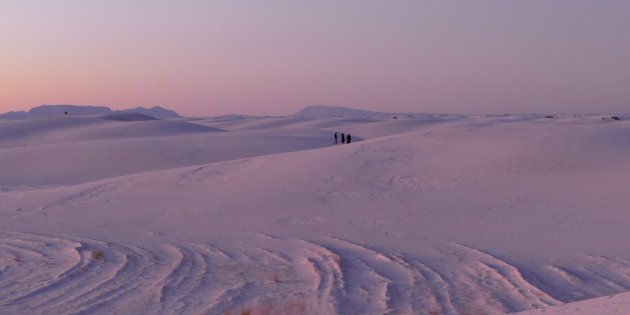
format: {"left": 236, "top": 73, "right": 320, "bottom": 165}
{"left": 0, "top": 105, "right": 181, "bottom": 120}
{"left": 119, "top": 106, "right": 179, "bottom": 119}
{"left": 294, "top": 105, "right": 394, "bottom": 119}
{"left": 102, "top": 112, "right": 159, "bottom": 121}
{"left": 0, "top": 111, "right": 29, "bottom": 120}
{"left": 30, "top": 105, "right": 112, "bottom": 117}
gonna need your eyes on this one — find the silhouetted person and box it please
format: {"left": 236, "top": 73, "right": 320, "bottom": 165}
{"left": 333, "top": 132, "right": 338, "bottom": 144}
{"left": 341, "top": 133, "right": 345, "bottom": 143}
{"left": 347, "top": 134, "right": 352, "bottom": 143}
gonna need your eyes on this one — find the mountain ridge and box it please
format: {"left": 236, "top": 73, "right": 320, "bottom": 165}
{"left": 294, "top": 105, "right": 399, "bottom": 119}
{"left": 0, "top": 104, "right": 180, "bottom": 120}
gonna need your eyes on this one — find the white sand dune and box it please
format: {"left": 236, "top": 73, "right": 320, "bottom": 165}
{"left": 192, "top": 115, "right": 373, "bottom": 133}
{"left": 1, "top": 113, "right": 629, "bottom": 314}
{"left": 0, "top": 116, "right": 333, "bottom": 190}
{"left": 0, "top": 115, "right": 221, "bottom": 147}
{"left": 517, "top": 290, "right": 630, "bottom": 315}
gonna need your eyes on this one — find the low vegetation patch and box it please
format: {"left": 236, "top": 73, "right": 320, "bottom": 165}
{"left": 92, "top": 250, "right": 105, "bottom": 260}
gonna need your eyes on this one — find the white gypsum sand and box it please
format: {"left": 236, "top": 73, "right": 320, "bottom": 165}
{"left": 1, "top": 112, "right": 629, "bottom": 314}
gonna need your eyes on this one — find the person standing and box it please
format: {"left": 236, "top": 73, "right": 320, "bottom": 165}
{"left": 333, "top": 132, "right": 338, "bottom": 144}
{"left": 347, "top": 134, "right": 352, "bottom": 143}
{"left": 341, "top": 133, "right": 346, "bottom": 143}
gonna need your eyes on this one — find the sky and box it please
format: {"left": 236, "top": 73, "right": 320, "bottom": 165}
{"left": 1, "top": 1, "right": 629, "bottom": 116}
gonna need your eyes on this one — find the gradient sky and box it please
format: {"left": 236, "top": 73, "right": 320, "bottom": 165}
{"left": 1, "top": 1, "right": 629, "bottom": 116}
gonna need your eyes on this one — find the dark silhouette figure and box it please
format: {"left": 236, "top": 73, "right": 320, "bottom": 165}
{"left": 333, "top": 132, "right": 338, "bottom": 144}
{"left": 347, "top": 134, "right": 352, "bottom": 143}
{"left": 341, "top": 133, "right": 346, "bottom": 143}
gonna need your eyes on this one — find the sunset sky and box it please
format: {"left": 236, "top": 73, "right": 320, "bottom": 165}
{"left": 1, "top": 1, "right": 629, "bottom": 116}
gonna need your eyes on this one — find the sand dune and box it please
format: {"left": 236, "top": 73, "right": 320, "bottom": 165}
{"left": 0, "top": 115, "right": 222, "bottom": 147}
{"left": 0, "top": 116, "right": 336, "bottom": 189}
{"left": 1, "top": 113, "right": 629, "bottom": 314}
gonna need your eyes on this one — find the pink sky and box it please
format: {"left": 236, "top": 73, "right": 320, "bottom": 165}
{"left": 1, "top": 1, "right": 629, "bottom": 116}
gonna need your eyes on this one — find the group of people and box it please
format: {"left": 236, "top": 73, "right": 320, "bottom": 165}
{"left": 333, "top": 132, "right": 352, "bottom": 144}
